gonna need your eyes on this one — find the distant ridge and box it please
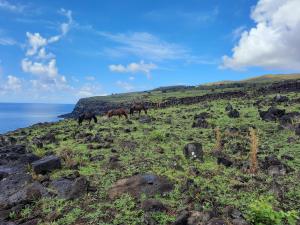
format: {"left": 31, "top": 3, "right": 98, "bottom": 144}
{"left": 203, "top": 73, "right": 300, "bottom": 86}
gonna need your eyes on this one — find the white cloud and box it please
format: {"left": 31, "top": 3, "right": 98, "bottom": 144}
{"left": 25, "top": 32, "right": 47, "bottom": 56}
{"left": 109, "top": 60, "right": 157, "bottom": 79}
{"left": 0, "top": 0, "right": 24, "bottom": 13}
{"left": 22, "top": 59, "right": 58, "bottom": 78}
{"left": 0, "top": 75, "right": 22, "bottom": 95}
{"left": 85, "top": 76, "right": 96, "bottom": 81}
{"left": 100, "top": 31, "right": 216, "bottom": 65}
{"left": 6, "top": 75, "right": 22, "bottom": 91}
{"left": 116, "top": 81, "right": 134, "bottom": 91}
{"left": 77, "top": 83, "right": 106, "bottom": 98}
{"left": 0, "top": 37, "right": 17, "bottom": 46}
{"left": 129, "top": 76, "right": 135, "bottom": 80}
{"left": 100, "top": 32, "right": 188, "bottom": 61}
{"left": 222, "top": 0, "right": 300, "bottom": 70}
{"left": 22, "top": 9, "right": 73, "bottom": 92}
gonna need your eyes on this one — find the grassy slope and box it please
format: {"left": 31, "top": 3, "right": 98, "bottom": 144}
{"left": 203, "top": 73, "right": 300, "bottom": 86}
{"left": 10, "top": 88, "right": 300, "bottom": 224}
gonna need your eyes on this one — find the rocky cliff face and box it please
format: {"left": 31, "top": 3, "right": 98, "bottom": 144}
{"left": 61, "top": 79, "right": 300, "bottom": 119}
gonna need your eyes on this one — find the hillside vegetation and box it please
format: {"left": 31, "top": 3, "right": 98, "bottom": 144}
{"left": 1, "top": 76, "right": 300, "bottom": 225}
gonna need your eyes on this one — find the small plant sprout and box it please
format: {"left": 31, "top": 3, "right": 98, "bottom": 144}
{"left": 249, "top": 127, "right": 258, "bottom": 174}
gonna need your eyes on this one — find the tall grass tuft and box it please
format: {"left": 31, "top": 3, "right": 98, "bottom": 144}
{"left": 214, "top": 127, "right": 222, "bottom": 151}
{"left": 249, "top": 127, "right": 258, "bottom": 174}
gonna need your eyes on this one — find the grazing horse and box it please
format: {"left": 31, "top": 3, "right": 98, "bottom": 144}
{"left": 107, "top": 108, "right": 128, "bottom": 119}
{"left": 129, "top": 103, "right": 147, "bottom": 116}
{"left": 78, "top": 112, "right": 97, "bottom": 125}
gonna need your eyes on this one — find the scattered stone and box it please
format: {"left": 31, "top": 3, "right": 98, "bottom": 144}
{"left": 139, "top": 115, "right": 152, "bottom": 124}
{"left": 90, "top": 155, "right": 105, "bottom": 162}
{"left": 217, "top": 156, "right": 233, "bottom": 167}
{"left": 141, "top": 199, "right": 167, "bottom": 212}
{"left": 259, "top": 107, "right": 285, "bottom": 121}
{"left": 192, "top": 117, "right": 209, "bottom": 128}
{"left": 273, "top": 94, "right": 289, "bottom": 103}
{"left": 172, "top": 210, "right": 189, "bottom": 225}
{"left": 50, "top": 176, "right": 89, "bottom": 200}
{"left": 228, "top": 109, "right": 240, "bottom": 118}
{"left": 225, "top": 103, "right": 233, "bottom": 112}
{"left": 31, "top": 155, "right": 61, "bottom": 174}
{"left": 188, "top": 211, "right": 212, "bottom": 225}
{"left": 207, "top": 218, "right": 227, "bottom": 225}
{"left": 108, "top": 174, "right": 173, "bottom": 199}
{"left": 183, "top": 143, "right": 204, "bottom": 161}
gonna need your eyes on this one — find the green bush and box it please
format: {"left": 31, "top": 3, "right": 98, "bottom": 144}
{"left": 246, "top": 196, "right": 298, "bottom": 225}
{"left": 148, "top": 130, "right": 165, "bottom": 142}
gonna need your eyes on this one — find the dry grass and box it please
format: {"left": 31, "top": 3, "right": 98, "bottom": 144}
{"left": 249, "top": 128, "right": 258, "bottom": 174}
{"left": 213, "top": 127, "right": 222, "bottom": 151}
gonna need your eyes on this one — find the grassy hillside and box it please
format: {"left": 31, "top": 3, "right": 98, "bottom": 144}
{"left": 204, "top": 73, "right": 300, "bottom": 86}
{"left": 2, "top": 87, "right": 300, "bottom": 224}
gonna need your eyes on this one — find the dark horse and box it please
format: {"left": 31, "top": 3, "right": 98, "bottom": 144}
{"left": 107, "top": 108, "right": 128, "bottom": 119}
{"left": 129, "top": 103, "right": 147, "bottom": 116}
{"left": 78, "top": 112, "right": 97, "bottom": 125}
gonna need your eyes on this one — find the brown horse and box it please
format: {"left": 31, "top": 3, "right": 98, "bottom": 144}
{"left": 107, "top": 108, "right": 128, "bottom": 119}
{"left": 130, "top": 103, "right": 147, "bottom": 116}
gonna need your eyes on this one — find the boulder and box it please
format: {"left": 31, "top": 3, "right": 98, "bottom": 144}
{"left": 31, "top": 155, "right": 61, "bottom": 174}
{"left": 207, "top": 218, "right": 228, "bottom": 225}
{"left": 273, "top": 94, "right": 289, "bottom": 103}
{"left": 225, "top": 103, "right": 233, "bottom": 112}
{"left": 139, "top": 115, "right": 152, "bottom": 124}
{"left": 183, "top": 143, "right": 204, "bottom": 161}
{"left": 295, "top": 124, "right": 300, "bottom": 135}
{"left": 228, "top": 109, "right": 240, "bottom": 118}
{"left": 172, "top": 210, "right": 189, "bottom": 225}
{"left": 50, "top": 176, "right": 89, "bottom": 200}
{"left": 108, "top": 174, "right": 173, "bottom": 199}
{"left": 192, "top": 118, "right": 209, "bottom": 128}
{"left": 217, "top": 156, "right": 233, "bottom": 167}
{"left": 259, "top": 107, "right": 285, "bottom": 121}
{"left": 141, "top": 199, "right": 167, "bottom": 212}
{"left": 187, "top": 211, "right": 212, "bottom": 225}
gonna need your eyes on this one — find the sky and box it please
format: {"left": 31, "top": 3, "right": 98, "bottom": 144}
{"left": 0, "top": 0, "right": 299, "bottom": 103}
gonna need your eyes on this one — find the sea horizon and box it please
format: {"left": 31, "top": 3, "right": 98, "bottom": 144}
{"left": 0, "top": 102, "right": 75, "bottom": 134}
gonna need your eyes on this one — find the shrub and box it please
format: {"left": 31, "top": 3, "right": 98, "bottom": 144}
{"left": 149, "top": 130, "right": 165, "bottom": 142}
{"left": 246, "top": 196, "right": 298, "bottom": 225}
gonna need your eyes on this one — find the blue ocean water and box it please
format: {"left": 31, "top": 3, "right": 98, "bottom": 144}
{"left": 0, "top": 103, "right": 74, "bottom": 134}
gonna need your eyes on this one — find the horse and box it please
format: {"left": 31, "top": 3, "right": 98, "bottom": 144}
{"left": 78, "top": 112, "right": 97, "bottom": 125}
{"left": 129, "top": 103, "right": 147, "bottom": 116}
{"left": 107, "top": 108, "right": 128, "bottom": 119}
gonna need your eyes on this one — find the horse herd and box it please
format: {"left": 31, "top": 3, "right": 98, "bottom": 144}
{"left": 78, "top": 103, "right": 148, "bottom": 125}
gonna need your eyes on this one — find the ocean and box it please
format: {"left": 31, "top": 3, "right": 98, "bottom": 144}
{"left": 0, "top": 103, "right": 74, "bottom": 134}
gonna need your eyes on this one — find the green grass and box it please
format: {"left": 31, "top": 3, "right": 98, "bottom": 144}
{"left": 7, "top": 87, "right": 300, "bottom": 225}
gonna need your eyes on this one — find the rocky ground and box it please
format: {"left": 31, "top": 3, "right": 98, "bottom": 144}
{"left": 0, "top": 86, "right": 300, "bottom": 225}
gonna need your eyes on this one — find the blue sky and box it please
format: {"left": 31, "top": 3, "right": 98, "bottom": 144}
{"left": 0, "top": 0, "right": 299, "bottom": 103}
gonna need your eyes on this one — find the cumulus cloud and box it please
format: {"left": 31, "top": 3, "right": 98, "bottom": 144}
{"left": 222, "top": 0, "right": 300, "bottom": 70}
{"left": 109, "top": 60, "right": 157, "bottom": 79}
{"left": 0, "top": 75, "right": 22, "bottom": 95}
{"left": 22, "top": 59, "right": 58, "bottom": 78}
{"left": 116, "top": 81, "right": 134, "bottom": 91}
{"left": 22, "top": 8, "right": 73, "bottom": 91}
